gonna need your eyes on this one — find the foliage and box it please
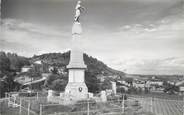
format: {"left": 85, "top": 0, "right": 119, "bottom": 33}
{"left": 163, "top": 81, "right": 179, "bottom": 94}
{"left": 117, "top": 87, "right": 126, "bottom": 93}
{"left": 0, "top": 51, "right": 30, "bottom": 75}
{"left": 101, "top": 79, "right": 112, "bottom": 90}
{"left": 0, "top": 73, "right": 21, "bottom": 97}
{"left": 44, "top": 74, "right": 59, "bottom": 87}
{"left": 27, "top": 64, "right": 42, "bottom": 79}
{"left": 44, "top": 73, "right": 67, "bottom": 91}
{"left": 127, "top": 86, "right": 138, "bottom": 94}
{"left": 32, "top": 52, "right": 70, "bottom": 67}
{"left": 0, "top": 51, "right": 29, "bottom": 97}
{"left": 51, "top": 79, "right": 67, "bottom": 91}
{"left": 51, "top": 66, "right": 58, "bottom": 74}
{"left": 32, "top": 52, "right": 125, "bottom": 78}
{"left": 124, "top": 77, "right": 133, "bottom": 85}
{"left": 85, "top": 71, "right": 100, "bottom": 93}
{"left": 0, "top": 52, "right": 10, "bottom": 75}
{"left": 0, "top": 81, "right": 6, "bottom": 97}
{"left": 7, "top": 52, "right": 30, "bottom": 72}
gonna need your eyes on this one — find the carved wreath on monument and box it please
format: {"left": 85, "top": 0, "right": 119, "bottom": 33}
{"left": 79, "top": 87, "right": 83, "bottom": 92}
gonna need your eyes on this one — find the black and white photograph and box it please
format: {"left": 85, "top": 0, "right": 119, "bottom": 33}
{"left": 0, "top": 0, "right": 184, "bottom": 115}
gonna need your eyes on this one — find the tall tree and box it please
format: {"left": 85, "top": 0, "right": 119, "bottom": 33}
{"left": 0, "top": 52, "right": 10, "bottom": 75}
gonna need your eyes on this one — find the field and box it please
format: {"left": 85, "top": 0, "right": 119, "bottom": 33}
{"left": 130, "top": 95, "right": 183, "bottom": 115}
{"left": 153, "top": 99, "right": 183, "bottom": 115}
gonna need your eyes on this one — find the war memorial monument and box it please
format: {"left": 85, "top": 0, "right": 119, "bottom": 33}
{"left": 65, "top": 0, "right": 88, "bottom": 101}
{"left": 47, "top": 1, "right": 91, "bottom": 104}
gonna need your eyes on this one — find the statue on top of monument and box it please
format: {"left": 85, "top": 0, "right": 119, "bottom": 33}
{"left": 74, "top": 1, "right": 85, "bottom": 22}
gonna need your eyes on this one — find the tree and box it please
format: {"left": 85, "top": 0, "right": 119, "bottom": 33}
{"left": 0, "top": 52, "right": 10, "bottom": 75}
{"left": 127, "top": 86, "right": 138, "bottom": 94}
{"left": 6, "top": 52, "right": 30, "bottom": 72}
{"left": 44, "top": 74, "right": 59, "bottom": 87}
{"left": 50, "top": 79, "right": 67, "bottom": 91}
{"left": 124, "top": 78, "right": 133, "bottom": 85}
{"left": 0, "top": 80, "right": 6, "bottom": 97}
{"left": 0, "top": 74, "right": 21, "bottom": 97}
{"left": 101, "top": 79, "right": 112, "bottom": 90}
{"left": 163, "top": 81, "right": 179, "bottom": 94}
{"left": 85, "top": 71, "right": 100, "bottom": 93}
{"left": 117, "top": 87, "right": 126, "bottom": 93}
{"left": 28, "top": 65, "right": 42, "bottom": 79}
{"left": 144, "top": 87, "right": 150, "bottom": 94}
{"left": 51, "top": 67, "right": 58, "bottom": 74}
{"left": 43, "top": 73, "right": 67, "bottom": 91}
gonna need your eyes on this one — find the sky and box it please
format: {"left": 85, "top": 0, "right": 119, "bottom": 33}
{"left": 0, "top": 0, "right": 184, "bottom": 75}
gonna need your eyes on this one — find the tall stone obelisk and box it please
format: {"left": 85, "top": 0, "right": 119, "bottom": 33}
{"left": 65, "top": 1, "right": 88, "bottom": 101}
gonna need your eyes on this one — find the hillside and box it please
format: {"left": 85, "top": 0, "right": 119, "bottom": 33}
{"left": 0, "top": 51, "right": 125, "bottom": 95}
{"left": 31, "top": 51, "right": 125, "bottom": 78}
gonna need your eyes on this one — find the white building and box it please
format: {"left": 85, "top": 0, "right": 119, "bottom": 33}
{"left": 149, "top": 81, "right": 163, "bottom": 86}
{"left": 117, "top": 80, "right": 130, "bottom": 86}
{"left": 21, "top": 66, "right": 32, "bottom": 72}
{"left": 34, "top": 60, "right": 42, "bottom": 65}
{"left": 176, "top": 80, "right": 184, "bottom": 95}
{"left": 111, "top": 81, "right": 117, "bottom": 95}
{"left": 133, "top": 82, "right": 145, "bottom": 88}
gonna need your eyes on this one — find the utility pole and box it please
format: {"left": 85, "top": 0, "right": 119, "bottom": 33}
{"left": 19, "top": 99, "right": 22, "bottom": 115}
{"left": 0, "top": 0, "right": 2, "bottom": 24}
{"left": 28, "top": 101, "right": 30, "bottom": 115}
{"left": 150, "top": 97, "right": 153, "bottom": 113}
{"left": 0, "top": 0, "right": 1, "bottom": 21}
{"left": 87, "top": 99, "right": 90, "bottom": 115}
{"left": 40, "top": 104, "right": 42, "bottom": 115}
{"left": 183, "top": 96, "right": 184, "bottom": 115}
{"left": 122, "top": 94, "right": 125, "bottom": 113}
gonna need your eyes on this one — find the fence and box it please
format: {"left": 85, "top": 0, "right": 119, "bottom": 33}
{"left": 2, "top": 92, "right": 45, "bottom": 115}
{"left": 5, "top": 92, "right": 128, "bottom": 115}
{"left": 8, "top": 94, "right": 37, "bottom": 115}
{"left": 2, "top": 92, "right": 184, "bottom": 115}
{"left": 41, "top": 99, "right": 125, "bottom": 115}
{"left": 0, "top": 98, "right": 8, "bottom": 115}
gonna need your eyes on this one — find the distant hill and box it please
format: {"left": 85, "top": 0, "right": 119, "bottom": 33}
{"left": 30, "top": 51, "right": 126, "bottom": 93}
{"left": 126, "top": 74, "right": 184, "bottom": 82}
{"left": 31, "top": 51, "right": 125, "bottom": 78}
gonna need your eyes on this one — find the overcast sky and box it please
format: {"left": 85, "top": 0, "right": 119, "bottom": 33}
{"left": 1, "top": 0, "right": 184, "bottom": 75}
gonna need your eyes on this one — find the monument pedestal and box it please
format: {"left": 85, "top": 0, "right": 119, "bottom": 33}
{"left": 64, "top": 21, "right": 88, "bottom": 102}
{"left": 65, "top": 82, "right": 88, "bottom": 100}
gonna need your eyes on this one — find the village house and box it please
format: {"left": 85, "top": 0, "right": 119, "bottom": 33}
{"left": 21, "top": 65, "right": 32, "bottom": 72}
{"left": 117, "top": 80, "right": 130, "bottom": 86}
{"left": 179, "top": 85, "right": 184, "bottom": 95}
{"left": 176, "top": 80, "right": 184, "bottom": 95}
{"left": 145, "top": 80, "right": 164, "bottom": 92}
{"left": 149, "top": 80, "right": 163, "bottom": 86}
{"left": 133, "top": 82, "right": 145, "bottom": 90}
{"left": 34, "top": 60, "right": 42, "bottom": 65}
